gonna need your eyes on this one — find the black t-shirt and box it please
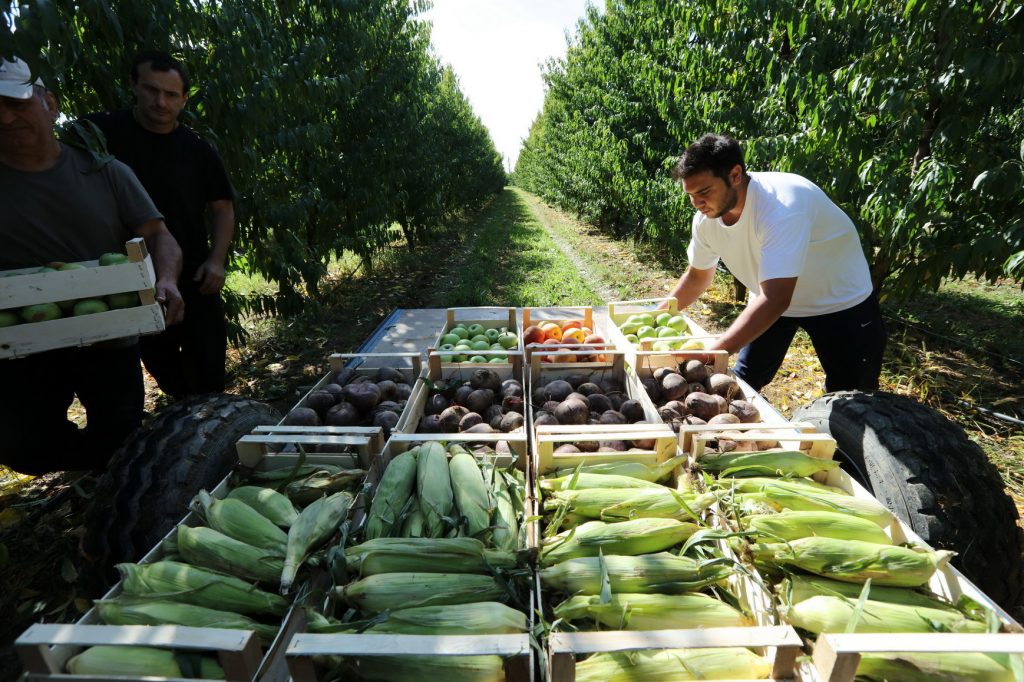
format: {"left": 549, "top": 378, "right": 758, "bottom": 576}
{"left": 82, "top": 109, "right": 234, "bottom": 277}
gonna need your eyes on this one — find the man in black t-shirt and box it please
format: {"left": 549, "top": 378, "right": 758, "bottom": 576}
{"left": 84, "top": 51, "right": 235, "bottom": 399}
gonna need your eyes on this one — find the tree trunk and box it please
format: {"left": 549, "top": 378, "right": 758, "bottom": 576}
{"left": 732, "top": 277, "right": 747, "bottom": 303}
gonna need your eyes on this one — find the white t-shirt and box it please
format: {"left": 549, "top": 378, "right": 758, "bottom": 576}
{"left": 686, "top": 171, "right": 872, "bottom": 317}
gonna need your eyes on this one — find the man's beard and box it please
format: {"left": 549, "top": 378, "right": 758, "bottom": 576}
{"left": 712, "top": 179, "right": 739, "bottom": 219}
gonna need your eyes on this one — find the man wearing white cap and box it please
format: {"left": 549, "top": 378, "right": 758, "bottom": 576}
{"left": 0, "top": 57, "right": 185, "bottom": 474}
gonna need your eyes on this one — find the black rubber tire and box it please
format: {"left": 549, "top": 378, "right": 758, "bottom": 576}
{"left": 79, "top": 394, "right": 279, "bottom": 592}
{"left": 794, "top": 391, "right": 1024, "bottom": 611}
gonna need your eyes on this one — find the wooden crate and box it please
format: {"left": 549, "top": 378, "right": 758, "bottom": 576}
{"left": 532, "top": 424, "right": 677, "bottom": 483}
{"left": 0, "top": 238, "right": 165, "bottom": 359}
{"left": 521, "top": 305, "right": 615, "bottom": 367}
{"left": 236, "top": 426, "right": 385, "bottom": 469}
{"left": 277, "top": 352, "right": 425, "bottom": 434}
{"left": 429, "top": 306, "right": 522, "bottom": 371}
{"left": 605, "top": 297, "right": 717, "bottom": 359}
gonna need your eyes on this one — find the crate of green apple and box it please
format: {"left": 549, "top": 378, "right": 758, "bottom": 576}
{"left": 281, "top": 354, "right": 424, "bottom": 440}
{"left": 432, "top": 307, "right": 520, "bottom": 366}
{"left": 0, "top": 238, "right": 165, "bottom": 359}
{"left": 413, "top": 365, "right": 528, "bottom": 435}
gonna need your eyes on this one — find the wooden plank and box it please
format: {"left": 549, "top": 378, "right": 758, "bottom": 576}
{"left": 548, "top": 626, "right": 802, "bottom": 655}
{"left": 287, "top": 633, "right": 531, "bottom": 657}
{"left": 0, "top": 304, "right": 165, "bottom": 359}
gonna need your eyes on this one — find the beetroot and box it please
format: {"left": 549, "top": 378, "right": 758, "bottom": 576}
{"left": 470, "top": 368, "right": 502, "bottom": 393}
{"left": 284, "top": 407, "right": 319, "bottom": 426}
{"left": 534, "top": 411, "right": 559, "bottom": 427}
{"left": 419, "top": 414, "right": 442, "bottom": 432}
{"left": 598, "top": 440, "right": 627, "bottom": 452}
{"left": 376, "top": 366, "right": 405, "bottom": 383}
{"left": 707, "top": 373, "right": 740, "bottom": 400}
{"left": 554, "top": 444, "right": 581, "bottom": 454}
{"left": 542, "top": 400, "right": 561, "bottom": 415}
{"left": 586, "top": 393, "right": 613, "bottom": 414}
{"left": 325, "top": 402, "right": 360, "bottom": 426}
{"left": 425, "top": 394, "right": 450, "bottom": 416}
{"left": 330, "top": 367, "right": 356, "bottom": 386}
{"left": 684, "top": 392, "right": 720, "bottom": 421}
{"left": 641, "top": 377, "right": 662, "bottom": 402}
{"left": 681, "top": 359, "right": 708, "bottom": 384}
{"left": 501, "top": 379, "right": 524, "bottom": 399}
{"left": 393, "top": 383, "right": 413, "bottom": 402}
{"left": 454, "top": 385, "right": 474, "bottom": 407}
{"left": 439, "top": 405, "right": 469, "bottom": 432}
{"left": 322, "top": 383, "right": 345, "bottom": 403}
{"left": 661, "top": 373, "right": 689, "bottom": 401}
{"left": 566, "top": 392, "right": 589, "bottom": 404}
{"left": 501, "top": 395, "right": 525, "bottom": 415}
{"left": 729, "top": 400, "right": 760, "bottom": 423}
{"left": 376, "top": 400, "right": 401, "bottom": 415}
{"left": 466, "top": 389, "right": 495, "bottom": 415}
{"left": 544, "top": 379, "right": 574, "bottom": 402}
{"left": 484, "top": 404, "right": 504, "bottom": 424}
{"left": 376, "top": 380, "right": 398, "bottom": 401}
{"left": 464, "top": 423, "right": 496, "bottom": 434}
{"left": 305, "top": 390, "right": 336, "bottom": 415}
{"left": 576, "top": 382, "right": 602, "bottom": 396}
{"left": 599, "top": 410, "right": 627, "bottom": 425}
{"left": 708, "top": 413, "right": 741, "bottom": 425}
{"left": 460, "top": 412, "right": 484, "bottom": 431}
{"left": 619, "top": 399, "right": 645, "bottom": 422}
{"left": 554, "top": 398, "right": 590, "bottom": 425}
{"left": 373, "top": 411, "right": 399, "bottom": 436}
{"left": 599, "top": 377, "right": 624, "bottom": 394}
{"left": 652, "top": 367, "right": 677, "bottom": 383}
{"left": 499, "top": 412, "right": 525, "bottom": 432}
{"left": 343, "top": 382, "right": 382, "bottom": 413}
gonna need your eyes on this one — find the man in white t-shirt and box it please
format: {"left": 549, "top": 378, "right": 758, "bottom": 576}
{"left": 665, "top": 133, "right": 886, "bottom": 393}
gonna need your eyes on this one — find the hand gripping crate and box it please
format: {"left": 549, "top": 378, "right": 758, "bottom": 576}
{"left": 0, "top": 238, "right": 165, "bottom": 359}
{"left": 286, "top": 432, "right": 535, "bottom": 681}
{"left": 531, "top": 429, "right": 803, "bottom": 682}
{"left": 520, "top": 305, "right": 615, "bottom": 366}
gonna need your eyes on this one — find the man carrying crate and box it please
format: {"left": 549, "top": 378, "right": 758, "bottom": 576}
{"left": 0, "top": 57, "right": 184, "bottom": 474}
{"left": 665, "top": 133, "right": 887, "bottom": 393}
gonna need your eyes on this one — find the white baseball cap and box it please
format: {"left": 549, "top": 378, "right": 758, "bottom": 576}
{"left": 0, "top": 58, "right": 45, "bottom": 100}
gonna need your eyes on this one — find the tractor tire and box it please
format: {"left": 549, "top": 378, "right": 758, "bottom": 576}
{"left": 794, "top": 391, "right": 1024, "bottom": 611}
{"left": 79, "top": 394, "right": 279, "bottom": 593}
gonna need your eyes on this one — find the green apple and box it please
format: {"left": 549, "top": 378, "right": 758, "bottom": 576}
{"left": 439, "top": 343, "right": 456, "bottom": 352}
{"left": 451, "top": 354, "right": 467, "bottom": 362}
{"left": 99, "top": 252, "right": 130, "bottom": 266}
{"left": 439, "top": 354, "right": 454, "bottom": 362}
{"left": 441, "top": 333, "right": 461, "bottom": 346}
{"left": 106, "top": 292, "right": 139, "bottom": 309}
{"left": 625, "top": 333, "right": 639, "bottom": 344}
{"left": 488, "top": 357, "right": 507, "bottom": 364}
{"left": 636, "top": 313, "right": 655, "bottom": 327}
{"left": 681, "top": 340, "right": 705, "bottom": 350}
{"left": 497, "top": 332, "right": 518, "bottom": 349}
{"left": 469, "top": 355, "right": 487, "bottom": 363}
{"left": 655, "top": 312, "right": 672, "bottom": 327}
{"left": 667, "top": 315, "right": 689, "bottom": 333}
{"left": 484, "top": 328, "right": 500, "bottom": 341}
{"left": 657, "top": 326, "right": 677, "bottom": 338}
{"left": 471, "top": 340, "right": 490, "bottom": 352}
{"left": 21, "top": 302, "right": 62, "bottom": 322}
{"left": 470, "top": 334, "right": 490, "bottom": 345}
{"left": 653, "top": 340, "right": 673, "bottom": 352}
{"left": 35, "top": 267, "right": 57, "bottom": 274}
{"left": 59, "top": 262, "right": 87, "bottom": 271}
{"left": 455, "top": 342, "right": 472, "bottom": 350}
{"left": 636, "top": 326, "right": 657, "bottom": 339}
{"left": 449, "top": 326, "right": 469, "bottom": 340}
{"left": 0, "top": 310, "right": 19, "bottom": 327}
{"left": 490, "top": 343, "right": 504, "bottom": 350}
{"left": 467, "top": 323, "right": 485, "bottom": 336}
{"left": 73, "top": 298, "right": 109, "bottom": 316}
{"left": 620, "top": 322, "right": 641, "bottom": 335}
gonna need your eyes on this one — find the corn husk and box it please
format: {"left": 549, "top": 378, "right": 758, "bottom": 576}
{"left": 744, "top": 510, "right": 893, "bottom": 545}
{"left": 400, "top": 503, "right": 424, "bottom": 537}
{"left": 541, "top": 518, "right": 698, "bottom": 565}
{"left": 96, "top": 598, "right": 279, "bottom": 642}
{"left": 730, "top": 480, "right": 893, "bottom": 527}
{"left": 856, "top": 652, "right": 1017, "bottom": 681}
{"left": 314, "top": 601, "right": 526, "bottom": 635}
{"left": 281, "top": 491, "right": 353, "bottom": 594}
{"left": 541, "top": 553, "right": 733, "bottom": 595}
{"left": 176, "top": 525, "right": 284, "bottom": 583}
{"left": 782, "top": 575, "right": 961, "bottom": 612}
{"left": 345, "top": 537, "right": 516, "bottom": 575}
{"left": 197, "top": 490, "right": 288, "bottom": 553}
{"left": 246, "top": 463, "right": 343, "bottom": 483}
{"left": 540, "top": 472, "right": 665, "bottom": 492}
{"left": 485, "top": 463, "right": 519, "bottom": 551}
{"left": 545, "top": 488, "right": 715, "bottom": 521}
{"left": 417, "top": 442, "right": 454, "bottom": 537}
{"left": 226, "top": 485, "right": 298, "bottom": 526}
{"left": 575, "top": 647, "right": 771, "bottom": 681}
{"left": 751, "top": 537, "right": 951, "bottom": 587}
{"left": 555, "top": 592, "right": 752, "bottom": 630}
{"left": 366, "top": 449, "right": 419, "bottom": 539}
{"left": 785, "top": 595, "right": 987, "bottom": 634}
{"left": 66, "top": 646, "right": 225, "bottom": 679}
{"left": 700, "top": 449, "right": 840, "bottom": 477}
{"left": 349, "top": 654, "right": 504, "bottom": 682}
{"left": 449, "top": 448, "right": 494, "bottom": 538}
{"left": 118, "top": 561, "right": 288, "bottom": 615}
{"left": 721, "top": 476, "right": 850, "bottom": 496}
{"left": 285, "top": 468, "right": 365, "bottom": 506}
{"left": 553, "top": 455, "right": 687, "bottom": 483}
{"left": 338, "top": 572, "right": 505, "bottom": 612}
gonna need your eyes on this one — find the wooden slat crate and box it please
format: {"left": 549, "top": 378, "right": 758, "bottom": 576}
{"left": 520, "top": 305, "right": 616, "bottom": 367}
{"left": 605, "top": 297, "right": 717, "bottom": 360}
{"left": 429, "top": 306, "right": 522, "bottom": 373}
{"left": 237, "top": 426, "right": 385, "bottom": 468}
{"left": 0, "top": 238, "right": 164, "bottom": 359}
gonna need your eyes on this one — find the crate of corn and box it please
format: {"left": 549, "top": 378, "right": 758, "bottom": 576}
{"left": 520, "top": 305, "right": 615, "bottom": 366}
{"left": 289, "top": 434, "right": 536, "bottom": 681}
{"left": 278, "top": 352, "right": 426, "bottom": 440}
{"left": 429, "top": 306, "right": 522, "bottom": 370}
{"left": 533, "top": 430, "right": 802, "bottom": 681}
{"left": 685, "top": 423, "right": 1024, "bottom": 681}
{"left": 408, "top": 352, "right": 527, "bottom": 436}
{"left": 605, "top": 297, "right": 719, "bottom": 357}
{"left": 16, "top": 449, "right": 371, "bottom": 681}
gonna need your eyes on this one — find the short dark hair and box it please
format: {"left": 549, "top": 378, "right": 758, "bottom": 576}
{"left": 130, "top": 50, "right": 191, "bottom": 95}
{"left": 672, "top": 133, "right": 745, "bottom": 182}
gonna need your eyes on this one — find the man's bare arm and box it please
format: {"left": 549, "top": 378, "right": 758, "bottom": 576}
{"left": 194, "top": 199, "right": 234, "bottom": 295}
{"left": 663, "top": 265, "right": 715, "bottom": 310}
{"left": 708, "top": 277, "right": 796, "bottom": 354}
{"left": 135, "top": 218, "right": 184, "bottom": 325}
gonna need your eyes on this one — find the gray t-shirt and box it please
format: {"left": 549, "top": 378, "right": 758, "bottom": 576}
{"left": 0, "top": 145, "right": 163, "bottom": 269}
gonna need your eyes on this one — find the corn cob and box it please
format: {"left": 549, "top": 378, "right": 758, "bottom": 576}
{"left": 366, "top": 449, "right": 419, "bottom": 539}
{"left": 315, "top": 601, "right": 527, "bottom": 635}
{"left": 346, "top": 537, "right": 516, "bottom": 575}
{"left": 485, "top": 463, "right": 519, "bottom": 551}
{"left": 744, "top": 510, "right": 893, "bottom": 545}
{"left": 285, "top": 468, "right": 366, "bottom": 506}
{"left": 118, "top": 560, "right": 288, "bottom": 615}
{"left": 197, "top": 490, "right": 288, "bottom": 553}
{"left": 784, "top": 594, "right": 987, "bottom": 634}
{"left": 545, "top": 488, "right": 716, "bottom": 521}
{"left": 752, "top": 537, "right": 952, "bottom": 587}
{"left": 281, "top": 491, "right": 353, "bottom": 594}
{"left": 700, "top": 449, "right": 840, "bottom": 477}
{"left": 555, "top": 592, "right": 752, "bottom": 629}
{"left": 782, "top": 575, "right": 960, "bottom": 611}
{"left": 417, "top": 442, "right": 454, "bottom": 537}
{"left": 246, "top": 462, "right": 343, "bottom": 483}
{"left": 338, "top": 572, "right": 505, "bottom": 612}
{"left": 540, "top": 472, "right": 665, "bottom": 492}
{"left": 96, "top": 598, "right": 279, "bottom": 642}
{"left": 541, "top": 552, "right": 732, "bottom": 594}
{"left": 66, "top": 646, "right": 226, "bottom": 679}
{"left": 856, "top": 652, "right": 1017, "bottom": 681}
{"left": 575, "top": 647, "right": 771, "bottom": 681}
{"left": 553, "top": 455, "right": 687, "bottom": 482}
{"left": 177, "top": 524, "right": 284, "bottom": 583}
{"left": 400, "top": 503, "right": 424, "bottom": 537}
{"left": 449, "top": 448, "right": 494, "bottom": 538}
{"left": 349, "top": 654, "right": 504, "bottom": 682}
{"left": 732, "top": 483, "right": 892, "bottom": 527}
{"left": 226, "top": 485, "right": 298, "bottom": 527}
{"left": 722, "top": 476, "right": 850, "bottom": 496}
{"left": 542, "top": 518, "right": 697, "bottom": 565}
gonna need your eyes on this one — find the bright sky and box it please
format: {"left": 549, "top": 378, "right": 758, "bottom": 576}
{"left": 420, "top": 0, "right": 593, "bottom": 172}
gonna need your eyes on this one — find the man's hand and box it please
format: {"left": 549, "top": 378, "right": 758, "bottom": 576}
{"left": 156, "top": 278, "right": 185, "bottom": 325}
{"left": 194, "top": 259, "right": 226, "bottom": 295}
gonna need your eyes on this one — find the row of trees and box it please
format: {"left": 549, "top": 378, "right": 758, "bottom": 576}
{"left": 514, "top": 0, "right": 1023, "bottom": 296}
{"left": 3, "top": 0, "right": 506, "bottom": 315}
